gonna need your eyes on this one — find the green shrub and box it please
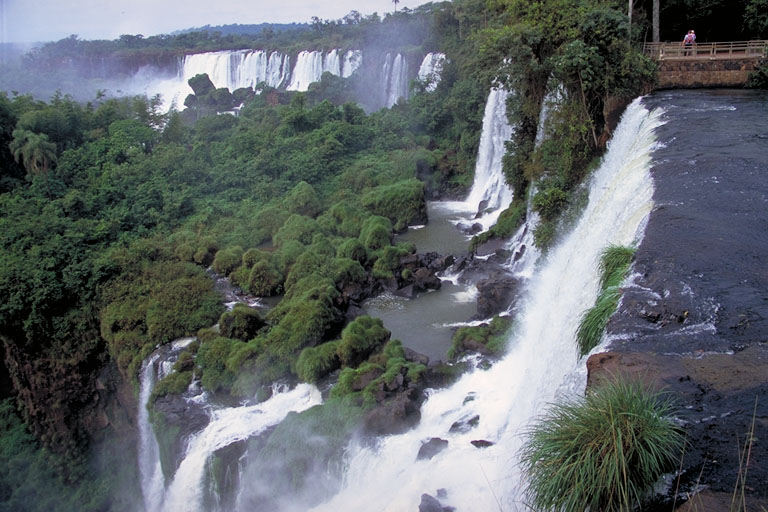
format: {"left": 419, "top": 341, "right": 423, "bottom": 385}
{"left": 255, "top": 206, "right": 290, "bottom": 238}
{"left": 286, "top": 181, "right": 322, "bottom": 217}
{"left": 533, "top": 221, "right": 557, "bottom": 250}
{"left": 576, "top": 245, "right": 635, "bottom": 356}
{"left": 296, "top": 340, "right": 341, "bottom": 382}
{"left": 273, "top": 239, "right": 305, "bottom": 275}
{"left": 358, "top": 215, "right": 392, "bottom": 250}
{"left": 448, "top": 315, "right": 512, "bottom": 359}
{"left": 242, "top": 248, "right": 270, "bottom": 268}
{"left": 336, "top": 315, "right": 391, "bottom": 367}
{"left": 212, "top": 246, "right": 244, "bottom": 276}
{"left": 196, "top": 336, "right": 240, "bottom": 392}
{"left": 332, "top": 257, "right": 367, "bottom": 288}
{"left": 336, "top": 238, "right": 367, "bottom": 263}
{"left": 218, "top": 304, "right": 265, "bottom": 341}
{"left": 151, "top": 371, "right": 193, "bottom": 402}
{"left": 246, "top": 259, "right": 284, "bottom": 296}
{"left": 273, "top": 214, "right": 322, "bottom": 247}
{"left": 318, "top": 201, "right": 366, "bottom": 237}
{"left": 520, "top": 378, "right": 683, "bottom": 512}
{"left": 371, "top": 243, "right": 413, "bottom": 279}
{"left": 533, "top": 186, "right": 569, "bottom": 221}
{"left": 360, "top": 179, "right": 426, "bottom": 231}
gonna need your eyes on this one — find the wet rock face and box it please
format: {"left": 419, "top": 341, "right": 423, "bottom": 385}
{"left": 594, "top": 90, "right": 768, "bottom": 506}
{"left": 476, "top": 272, "right": 521, "bottom": 317}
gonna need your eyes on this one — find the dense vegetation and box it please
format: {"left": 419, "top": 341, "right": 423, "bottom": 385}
{"left": 3, "top": 0, "right": 760, "bottom": 508}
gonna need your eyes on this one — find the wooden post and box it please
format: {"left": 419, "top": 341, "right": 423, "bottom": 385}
{"left": 653, "top": 0, "right": 660, "bottom": 42}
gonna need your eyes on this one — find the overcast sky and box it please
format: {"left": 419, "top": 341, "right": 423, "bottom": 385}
{"left": 0, "top": 0, "right": 432, "bottom": 43}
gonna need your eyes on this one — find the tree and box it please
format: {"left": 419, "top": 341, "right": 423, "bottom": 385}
{"left": 393, "top": 0, "right": 400, "bottom": 12}
{"left": 9, "top": 129, "right": 58, "bottom": 178}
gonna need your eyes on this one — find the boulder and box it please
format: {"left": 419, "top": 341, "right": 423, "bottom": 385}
{"left": 363, "top": 389, "right": 421, "bottom": 435}
{"left": 417, "top": 437, "right": 449, "bottom": 461}
{"left": 412, "top": 267, "right": 441, "bottom": 292}
{"left": 470, "top": 439, "right": 494, "bottom": 448}
{"left": 476, "top": 272, "right": 521, "bottom": 317}
{"left": 188, "top": 73, "right": 215, "bottom": 96}
{"left": 449, "top": 414, "right": 479, "bottom": 433}
{"left": 419, "top": 494, "right": 444, "bottom": 512}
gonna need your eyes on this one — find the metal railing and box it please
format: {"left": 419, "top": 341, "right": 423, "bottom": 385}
{"left": 643, "top": 40, "right": 768, "bottom": 60}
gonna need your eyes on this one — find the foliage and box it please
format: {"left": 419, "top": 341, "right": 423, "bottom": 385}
{"left": 520, "top": 378, "right": 684, "bottom": 512}
{"left": 151, "top": 371, "right": 193, "bottom": 402}
{"left": 196, "top": 336, "right": 241, "bottom": 392}
{"left": 218, "top": 304, "right": 265, "bottom": 341}
{"left": 448, "top": 315, "right": 512, "bottom": 359}
{"left": 296, "top": 340, "right": 341, "bottom": 382}
{"left": 576, "top": 245, "right": 635, "bottom": 356}
{"left": 360, "top": 179, "right": 426, "bottom": 231}
{"left": 335, "top": 315, "right": 391, "bottom": 367}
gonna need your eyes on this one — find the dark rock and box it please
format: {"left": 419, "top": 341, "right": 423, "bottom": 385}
{"left": 470, "top": 439, "right": 494, "bottom": 448}
{"left": 363, "top": 389, "right": 421, "bottom": 435}
{"left": 344, "top": 303, "right": 365, "bottom": 323}
{"left": 476, "top": 272, "right": 521, "bottom": 317}
{"left": 449, "top": 414, "right": 479, "bottom": 433}
{"left": 403, "top": 347, "right": 430, "bottom": 366}
{"left": 474, "top": 200, "right": 489, "bottom": 219}
{"left": 412, "top": 267, "right": 441, "bottom": 292}
{"left": 394, "top": 284, "right": 417, "bottom": 299}
{"left": 461, "top": 222, "right": 483, "bottom": 235}
{"left": 436, "top": 488, "right": 448, "bottom": 499}
{"left": 419, "top": 494, "right": 444, "bottom": 512}
{"left": 417, "top": 437, "right": 449, "bottom": 460}
{"left": 352, "top": 366, "right": 384, "bottom": 392}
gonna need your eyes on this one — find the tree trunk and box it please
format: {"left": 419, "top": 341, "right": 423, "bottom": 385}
{"left": 653, "top": 0, "right": 660, "bottom": 42}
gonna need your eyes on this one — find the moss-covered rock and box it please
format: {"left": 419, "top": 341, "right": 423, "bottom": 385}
{"left": 296, "top": 340, "right": 341, "bottom": 383}
{"left": 218, "top": 304, "right": 265, "bottom": 342}
{"left": 361, "top": 179, "right": 427, "bottom": 231}
{"left": 336, "top": 316, "right": 391, "bottom": 368}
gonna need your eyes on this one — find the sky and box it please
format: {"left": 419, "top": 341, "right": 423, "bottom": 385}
{"left": 0, "top": 0, "right": 433, "bottom": 43}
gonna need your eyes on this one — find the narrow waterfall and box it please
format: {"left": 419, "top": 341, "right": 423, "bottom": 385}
{"left": 310, "top": 98, "right": 662, "bottom": 512}
{"left": 417, "top": 52, "right": 446, "bottom": 92}
{"left": 323, "top": 49, "right": 341, "bottom": 77}
{"left": 138, "top": 354, "right": 165, "bottom": 512}
{"left": 341, "top": 50, "right": 362, "bottom": 78}
{"left": 138, "top": 337, "right": 198, "bottom": 512}
{"left": 460, "top": 87, "right": 515, "bottom": 231}
{"left": 162, "top": 384, "right": 322, "bottom": 512}
{"left": 383, "top": 53, "right": 409, "bottom": 108}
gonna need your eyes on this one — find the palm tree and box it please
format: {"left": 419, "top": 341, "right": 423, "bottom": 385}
{"left": 9, "top": 129, "right": 58, "bottom": 178}
{"left": 393, "top": 0, "right": 400, "bottom": 12}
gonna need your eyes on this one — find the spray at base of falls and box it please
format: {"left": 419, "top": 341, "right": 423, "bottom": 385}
{"left": 310, "top": 98, "right": 662, "bottom": 512}
{"left": 162, "top": 384, "right": 322, "bottom": 512}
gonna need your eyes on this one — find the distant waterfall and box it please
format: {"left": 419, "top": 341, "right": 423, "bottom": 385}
{"left": 310, "top": 98, "right": 661, "bottom": 511}
{"left": 382, "top": 53, "right": 409, "bottom": 108}
{"left": 417, "top": 52, "right": 446, "bottom": 92}
{"left": 342, "top": 50, "right": 362, "bottom": 78}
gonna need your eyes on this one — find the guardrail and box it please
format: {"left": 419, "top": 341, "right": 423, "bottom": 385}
{"left": 643, "top": 40, "right": 768, "bottom": 60}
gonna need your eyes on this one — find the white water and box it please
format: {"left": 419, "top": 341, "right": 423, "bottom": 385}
{"left": 162, "top": 383, "right": 322, "bottom": 512}
{"left": 417, "top": 52, "right": 446, "bottom": 92}
{"left": 441, "top": 87, "right": 515, "bottom": 234}
{"left": 311, "top": 98, "right": 662, "bottom": 511}
{"left": 138, "top": 354, "right": 165, "bottom": 512}
{"left": 146, "top": 48, "right": 360, "bottom": 109}
{"left": 383, "top": 53, "right": 409, "bottom": 108}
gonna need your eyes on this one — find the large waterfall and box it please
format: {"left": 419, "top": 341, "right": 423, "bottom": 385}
{"left": 382, "top": 53, "right": 410, "bottom": 108}
{"left": 309, "top": 98, "right": 661, "bottom": 511}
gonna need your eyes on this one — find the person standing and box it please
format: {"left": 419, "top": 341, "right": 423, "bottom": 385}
{"left": 683, "top": 30, "right": 694, "bottom": 56}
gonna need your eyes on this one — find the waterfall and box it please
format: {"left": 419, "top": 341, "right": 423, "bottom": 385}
{"left": 383, "top": 53, "right": 409, "bottom": 108}
{"left": 162, "top": 383, "right": 322, "bottom": 512}
{"left": 138, "top": 354, "right": 165, "bottom": 512}
{"left": 462, "top": 87, "right": 515, "bottom": 230}
{"left": 138, "top": 337, "right": 198, "bottom": 512}
{"left": 417, "top": 52, "right": 446, "bottom": 92}
{"left": 310, "top": 98, "right": 661, "bottom": 511}
{"left": 323, "top": 49, "right": 341, "bottom": 77}
{"left": 341, "top": 50, "right": 362, "bottom": 78}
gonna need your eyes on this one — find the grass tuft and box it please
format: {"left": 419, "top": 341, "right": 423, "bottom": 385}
{"left": 577, "top": 245, "right": 635, "bottom": 356}
{"left": 520, "top": 378, "right": 684, "bottom": 512}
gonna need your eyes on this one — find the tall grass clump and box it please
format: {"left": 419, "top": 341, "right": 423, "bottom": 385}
{"left": 577, "top": 245, "right": 635, "bottom": 356}
{"left": 520, "top": 378, "right": 684, "bottom": 512}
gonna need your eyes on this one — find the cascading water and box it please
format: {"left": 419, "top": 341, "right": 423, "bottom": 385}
{"left": 417, "top": 52, "right": 446, "bottom": 92}
{"left": 341, "top": 50, "right": 362, "bottom": 78}
{"left": 287, "top": 51, "right": 325, "bottom": 91}
{"left": 310, "top": 98, "right": 662, "bottom": 511}
{"left": 138, "top": 337, "right": 197, "bottom": 512}
{"left": 162, "top": 383, "right": 322, "bottom": 512}
{"left": 383, "top": 53, "right": 409, "bottom": 108}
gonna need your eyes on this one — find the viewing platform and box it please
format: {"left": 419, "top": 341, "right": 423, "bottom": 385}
{"left": 643, "top": 40, "right": 767, "bottom": 88}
